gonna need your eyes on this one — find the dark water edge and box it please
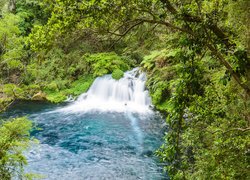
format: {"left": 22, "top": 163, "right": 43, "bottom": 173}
{"left": 1, "top": 101, "right": 169, "bottom": 180}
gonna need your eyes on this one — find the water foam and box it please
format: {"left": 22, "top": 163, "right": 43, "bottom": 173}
{"left": 60, "top": 68, "right": 152, "bottom": 113}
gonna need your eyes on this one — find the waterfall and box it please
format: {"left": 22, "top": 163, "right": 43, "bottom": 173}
{"left": 61, "top": 68, "right": 152, "bottom": 113}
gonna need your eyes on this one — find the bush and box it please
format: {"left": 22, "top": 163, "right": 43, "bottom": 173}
{"left": 44, "top": 75, "right": 95, "bottom": 103}
{"left": 66, "top": 75, "right": 94, "bottom": 96}
{"left": 0, "top": 117, "right": 36, "bottom": 179}
{"left": 112, "top": 69, "right": 124, "bottom": 80}
{"left": 45, "top": 91, "right": 67, "bottom": 103}
{"left": 83, "top": 52, "right": 130, "bottom": 77}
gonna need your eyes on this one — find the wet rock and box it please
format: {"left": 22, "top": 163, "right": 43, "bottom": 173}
{"left": 141, "top": 150, "right": 153, "bottom": 157}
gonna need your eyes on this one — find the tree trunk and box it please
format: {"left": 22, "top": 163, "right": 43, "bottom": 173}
{"left": 8, "top": 0, "right": 16, "bottom": 13}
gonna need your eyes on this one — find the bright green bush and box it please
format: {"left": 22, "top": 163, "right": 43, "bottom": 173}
{"left": 112, "top": 69, "right": 124, "bottom": 80}
{"left": 44, "top": 75, "right": 94, "bottom": 103}
{"left": 45, "top": 91, "right": 67, "bottom": 103}
{"left": 2, "top": 84, "right": 16, "bottom": 97}
{"left": 84, "top": 52, "right": 130, "bottom": 77}
{"left": 67, "top": 76, "right": 94, "bottom": 96}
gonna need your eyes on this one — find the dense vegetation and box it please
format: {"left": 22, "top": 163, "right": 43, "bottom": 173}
{"left": 0, "top": 0, "right": 249, "bottom": 179}
{"left": 0, "top": 117, "right": 37, "bottom": 180}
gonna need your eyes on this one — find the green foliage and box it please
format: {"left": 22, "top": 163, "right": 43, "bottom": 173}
{"left": 0, "top": 13, "right": 25, "bottom": 75}
{"left": 180, "top": 81, "right": 250, "bottom": 179}
{"left": 44, "top": 75, "right": 94, "bottom": 103}
{"left": 22, "top": 50, "right": 129, "bottom": 103}
{"left": 46, "top": 81, "right": 59, "bottom": 92}
{"left": 66, "top": 75, "right": 94, "bottom": 96}
{"left": 45, "top": 91, "right": 67, "bottom": 103}
{"left": 145, "top": 42, "right": 249, "bottom": 179}
{"left": 0, "top": 117, "right": 36, "bottom": 180}
{"left": 84, "top": 52, "right": 131, "bottom": 77}
{"left": 16, "top": 0, "right": 50, "bottom": 35}
{"left": 1, "top": 83, "right": 27, "bottom": 100}
{"left": 0, "top": 0, "right": 7, "bottom": 11}
{"left": 112, "top": 69, "right": 124, "bottom": 80}
{"left": 141, "top": 49, "right": 178, "bottom": 111}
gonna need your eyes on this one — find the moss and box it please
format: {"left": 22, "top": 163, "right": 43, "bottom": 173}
{"left": 112, "top": 69, "right": 124, "bottom": 80}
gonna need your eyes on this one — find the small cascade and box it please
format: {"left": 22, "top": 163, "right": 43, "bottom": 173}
{"left": 61, "top": 68, "right": 152, "bottom": 113}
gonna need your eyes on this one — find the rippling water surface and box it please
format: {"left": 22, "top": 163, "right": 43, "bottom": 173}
{"left": 2, "top": 101, "right": 166, "bottom": 180}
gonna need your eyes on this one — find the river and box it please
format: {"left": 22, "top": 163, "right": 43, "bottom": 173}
{"left": 1, "top": 68, "right": 167, "bottom": 179}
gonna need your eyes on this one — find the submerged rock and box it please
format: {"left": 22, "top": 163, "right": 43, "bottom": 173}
{"left": 141, "top": 150, "right": 154, "bottom": 157}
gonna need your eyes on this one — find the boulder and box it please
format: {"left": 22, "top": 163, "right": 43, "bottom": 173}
{"left": 32, "top": 91, "right": 47, "bottom": 101}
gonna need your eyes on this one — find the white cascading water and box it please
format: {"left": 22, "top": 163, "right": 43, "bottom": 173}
{"left": 61, "top": 68, "right": 152, "bottom": 113}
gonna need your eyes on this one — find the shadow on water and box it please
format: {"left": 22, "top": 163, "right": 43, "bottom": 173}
{"left": 1, "top": 100, "right": 68, "bottom": 118}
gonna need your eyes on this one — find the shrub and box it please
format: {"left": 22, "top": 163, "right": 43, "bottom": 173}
{"left": 112, "top": 69, "right": 124, "bottom": 80}
{"left": 83, "top": 52, "right": 130, "bottom": 77}
{"left": 0, "top": 117, "right": 36, "bottom": 179}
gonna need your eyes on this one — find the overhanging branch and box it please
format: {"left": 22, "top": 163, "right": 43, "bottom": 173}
{"left": 108, "top": 20, "right": 144, "bottom": 37}
{"left": 160, "top": 0, "right": 235, "bottom": 49}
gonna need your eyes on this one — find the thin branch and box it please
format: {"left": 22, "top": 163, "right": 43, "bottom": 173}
{"left": 109, "top": 18, "right": 195, "bottom": 37}
{"left": 108, "top": 20, "right": 144, "bottom": 37}
{"left": 112, "top": 19, "right": 139, "bottom": 34}
{"left": 133, "top": 8, "right": 157, "bottom": 19}
{"left": 211, "top": 127, "right": 250, "bottom": 134}
{"left": 137, "top": 18, "right": 195, "bottom": 35}
{"left": 108, "top": 21, "right": 144, "bottom": 49}
{"left": 108, "top": 18, "right": 195, "bottom": 49}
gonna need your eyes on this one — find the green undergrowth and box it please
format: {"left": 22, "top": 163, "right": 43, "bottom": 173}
{"left": 141, "top": 49, "right": 178, "bottom": 112}
{"left": 42, "top": 52, "right": 132, "bottom": 103}
{"left": 43, "top": 52, "right": 131, "bottom": 103}
{"left": 83, "top": 52, "right": 133, "bottom": 77}
{"left": 112, "top": 69, "right": 124, "bottom": 80}
{"left": 1, "top": 51, "right": 134, "bottom": 105}
{"left": 0, "top": 83, "right": 41, "bottom": 111}
{"left": 44, "top": 75, "right": 95, "bottom": 103}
